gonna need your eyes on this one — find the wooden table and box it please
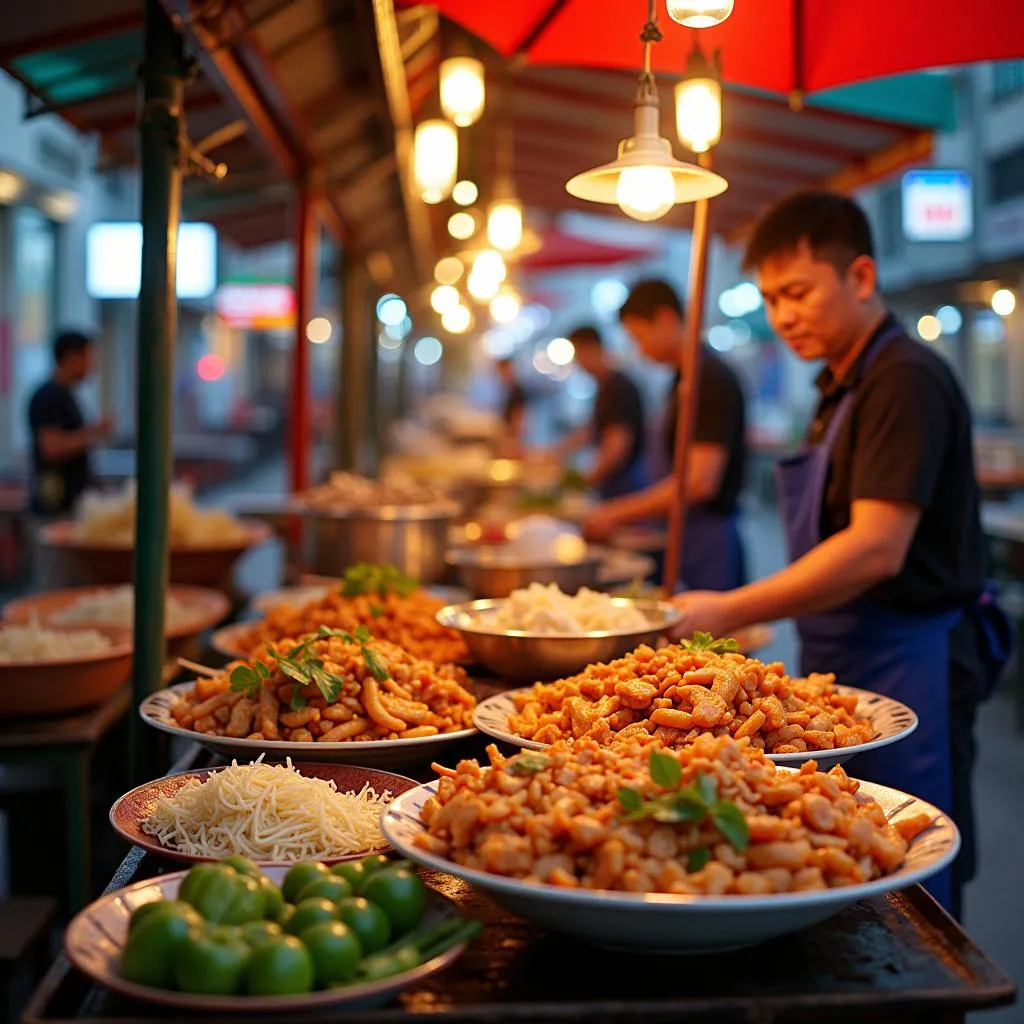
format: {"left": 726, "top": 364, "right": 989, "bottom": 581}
{"left": 21, "top": 736, "right": 1018, "bottom": 1024}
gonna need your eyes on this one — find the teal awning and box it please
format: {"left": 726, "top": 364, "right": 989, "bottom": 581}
{"left": 812, "top": 72, "right": 958, "bottom": 133}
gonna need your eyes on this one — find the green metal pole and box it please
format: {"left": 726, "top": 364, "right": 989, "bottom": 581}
{"left": 130, "top": 0, "right": 188, "bottom": 785}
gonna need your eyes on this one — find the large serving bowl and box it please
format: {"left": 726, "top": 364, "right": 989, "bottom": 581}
{"left": 3, "top": 584, "right": 229, "bottom": 659}
{"left": 437, "top": 598, "right": 683, "bottom": 681}
{"left": 472, "top": 685, "right": 919, "bottom": 771}
{"left": 447, "top": 545, "right": 603, "bottom": 599}
{"left": 0, "top": 625, "right": 133, "bottom": 717}
{"left": 65, "top": 866, "right": 471, "bottom": 1013}
{"left": 140, "top": 682, "right": 478, "bottom": 770}
{"left": 300, "top": 502, "right": 460, "bottom": 584}
{"left": 383, "top": 775, "right": 958, "bottom": 953}
{"left": 39, "top": 520, "right": 272, "bottom": 589}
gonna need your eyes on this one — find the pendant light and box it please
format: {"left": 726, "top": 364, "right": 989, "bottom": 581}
{"left": 414, "top": 119, "right": 458, "bottom": 204}
{"left": 674, "top": 41, "right": 722, "bottom": 154}
{"left": 665, "top": 0, "right": 734, "bottom": 28}
{"left": 487, "top": 197, "right": 524, "bottom": 251}
{"left": 490, "top": 286, "right": 521, "bottom": 324}
{"left": 565, "top": 0, "right": 727, "bottom": 220}
{"left": 439, "top": 55, "right": 485, "bottom": 128}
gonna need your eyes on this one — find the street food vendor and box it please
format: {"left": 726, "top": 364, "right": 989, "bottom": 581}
{"left": 584, "top": 279, "right": 747, "bottom": 592}
{"left": 496, "top": 357, "right": 527, "bottom": 457}
{"left": 555, "top": 325, "right": 648, "bottom": 500}
{"left": 671, "top": 192, "right": 1009, "bottom": 916}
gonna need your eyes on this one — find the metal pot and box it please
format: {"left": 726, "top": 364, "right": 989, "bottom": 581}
{"left": 446, "top": 546, "right": 603, "bottom": 598}
{"left": 301, "top": 503, "right": 459, "bottom": 583}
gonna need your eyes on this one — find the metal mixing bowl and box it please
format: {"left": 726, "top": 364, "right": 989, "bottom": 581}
{"left": 301, "top": 502, "right": 460, "bottom": 583}
{"left": 446, "top": 546, "right": 603, "bottom": 598}
{"left": 436, "top": 597, "right": 683, "bottom": 681}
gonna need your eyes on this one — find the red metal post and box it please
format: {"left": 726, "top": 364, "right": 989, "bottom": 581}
{"left": 663, "top": 152, "right": 714, "bottom": 594}
{"left": 290, "top": 181, "right": 317, "bottom": 493}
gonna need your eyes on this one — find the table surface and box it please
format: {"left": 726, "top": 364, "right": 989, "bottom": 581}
{"left": 21, "top": 735, "right": 1018, "bottom": 1024}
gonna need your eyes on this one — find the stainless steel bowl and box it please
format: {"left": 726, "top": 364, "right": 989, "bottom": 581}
{"left": 446, "top": 546, "right": 603, "bottom": 598}
{"left": 301, "top": 502, "right": 460, "bottom": 584}
{"left": 436, "top": 597, "right": 683, "bottom": 681}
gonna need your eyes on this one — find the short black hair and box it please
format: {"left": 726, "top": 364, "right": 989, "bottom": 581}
{"left": 618, "top": 279, "right": 685, "bottom": 322}
{"left": 568, "top": 325, "right": 603, "bottom": 348}
{"left": 53, "top": 331, "right": 93, "bottom": 364}
{"left": 743, "top": 191, "right": 875, "bottom": 273}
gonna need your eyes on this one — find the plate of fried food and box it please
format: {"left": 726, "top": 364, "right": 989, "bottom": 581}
{"left": 382, "top": 734, "right": 958, "bottom": 952}
{"left": 140, "top": 627, "right": 477, "bottom": 769}
{"left": 217, "top": 565, "right": 470, "bottom": 666}
{"left": 471, "top": 634, "right": 917, "bottom": 771}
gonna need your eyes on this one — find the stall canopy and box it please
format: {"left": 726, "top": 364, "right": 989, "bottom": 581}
{"left": 518, "top": 225, "right": 657, "bottom": 272}
{"left": 406, "top": 0, "right": 1024, "bottom": 95}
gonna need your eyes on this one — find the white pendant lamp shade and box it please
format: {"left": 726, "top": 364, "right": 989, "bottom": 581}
{"left": 439, "top": 56, "right": 486, "bottom": 127}
{"left": 674, "top": 76, "right": 722, "bottom": 153}
{"left": 487, "top": 198, "right": 524, "bottom": 251}
{"left": 665, "top": 0, "right": 734, "bottom": 28}
{"left": 566, "top": 98, "right": 727, "bottom": 219}
{"left": 414, "top": 119, "right": 458, "bottom": 204}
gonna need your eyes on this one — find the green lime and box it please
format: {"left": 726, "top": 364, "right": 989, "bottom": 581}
{"left": 220, "top": 855, "right": 261, "bottom": 878}
{"left": 281, "top": 861, "right": 330, "bottom": 904}
{"left": 240, "top": 920, "right": 283, "bottom": 948}
{"left": 300, "top": 920, "right": 363, "bottom": 986}
{"left": 359, "top": 867, "right": 427, "bottom": 935}
{"left": 335, "top": 897, "right": 391, "bottom": 954}
{"left": 243, "top": 935, "right": 314, "bottom": 996}
{"left": 284, "top": 897, "right": 337, "bottom": 936}
{"left": 295, "top": 876, "right": 352, "bottom": 906}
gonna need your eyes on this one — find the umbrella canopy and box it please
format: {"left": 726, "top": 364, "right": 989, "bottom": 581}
{"left": 413, "top": 0, "right": 1024, "bottom": 94}
{"left": 518, "top": 224, "right": 656, "bottom": 270}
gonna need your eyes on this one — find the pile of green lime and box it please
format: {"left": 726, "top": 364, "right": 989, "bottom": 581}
{"left": 120, "top": 854, "right": 480, "bottom": 997}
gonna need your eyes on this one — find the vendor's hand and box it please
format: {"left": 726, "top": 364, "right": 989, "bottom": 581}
{"left": 668, "top": 590, "right": 737, "bottom": 642}
{"left": 583, "top": 507, "right": 619, "bottom": 542}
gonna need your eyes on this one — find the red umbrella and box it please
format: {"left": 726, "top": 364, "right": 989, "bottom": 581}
{"left": 412, "top": 0, "right": 1024, "bottom": 95}
{"left": 518, "top": 225, "right": 656, "bottom": 271}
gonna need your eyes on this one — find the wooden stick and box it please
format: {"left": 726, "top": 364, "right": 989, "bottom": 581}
{"left": 177, "top": 657, "right": 221, "bottom": 679}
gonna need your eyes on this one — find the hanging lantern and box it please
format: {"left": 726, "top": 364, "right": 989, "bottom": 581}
{"left": 439, "top": 56, "right": 485, "bottom": 127}
{"left": 565, "top": 2, "right": 727, "bottom": 221}
{"left": 414, "top": 119, "right": 458, "bottom": 204}
{"left": 665, "top": 0, "right": 734, "bottom": 28}
{"left": 675, "top": 45, "right": 722, "bottom": 154}
{"left": 487, "top": 197, "right": 524, "bottom": 252}
{"left": 431, "top": 284, "right": 461, "bottom": 314}
{"left": 490, "top": 286, "right": 521, "bottom": 324}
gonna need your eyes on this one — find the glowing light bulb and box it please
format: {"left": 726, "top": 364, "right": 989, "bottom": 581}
{"left": 473, "top": 248, "right": 506, "bottom": 284}
{"left": 547, "top": 337, "right": 575, "bottom": 366}
{"left": 674, "top": 77, "right": 722, "bottom": 153}
{"left": 917, "top": 315, "right": 941, "bottom": 342}
{"left": 490, "top": 287, "right": 521, "bottom": 324}
{"left": 439, "top": 56, "right": 485, "bottom": 128}
{"left": 452, "top": 180, "right": 478, "bottom": 206}
{"left": 666, "top": 0, "right": 734, "bottom": 28}
{"left": 615, "top": 165, "right": 675, "bottom": 221}
{"left": 487, "top": 199, "right": 523, "bottom": 252}
{"left": 442, "top": 304, "right": 472, "bottom": 334}
{"left": 468, "top": 271, "right": 500, "bottom": 301}
{"left": 448, "top": 211, "right": 476, "bottom": 240}
{"left": 431, "top": 284, "right": 460, "bottom": 314}
{"left": 305, "top": 317, "right": 332, "bottom": 343}
{"left": 992, "top": 288, "right": 1016, "bottom": 317}
{"left": 434, "top": 256, "right": 464, "bottom": 285}
{"left": 414, "top": 119, "right": 458, "bottom": 204}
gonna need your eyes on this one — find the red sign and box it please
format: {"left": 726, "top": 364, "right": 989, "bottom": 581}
{"left": 215, "top": 283, "right": 295, "bottom": 328}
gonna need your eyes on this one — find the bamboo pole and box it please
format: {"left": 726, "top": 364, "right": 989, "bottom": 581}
{"left": 662, "top": 152, "right": 715, "bottom": 594}
{"left": 130, "top": 0, "right": 188, "bottom": 785}
{"left": 289, "top": 181, "right": 316, "bottom": 493}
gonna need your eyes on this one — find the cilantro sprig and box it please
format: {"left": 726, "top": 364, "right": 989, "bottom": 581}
{"left": 341, "top": 563, "right": 418, "bottom": 599}
{"left": 229, "top": 624, "right": 391, "bottom": 706}
{"left": 680, "top": 631, "right": 739, "bottom": 655}
{"left": 507, "top": 752, "right": 552, "bottom": 776}
{"left": 616, "top": 750, "right": 749, "bottom": 869}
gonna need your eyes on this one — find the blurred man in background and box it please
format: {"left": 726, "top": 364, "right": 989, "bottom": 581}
{"left": 496, "top": 357, "right": 527, "bottom": 457}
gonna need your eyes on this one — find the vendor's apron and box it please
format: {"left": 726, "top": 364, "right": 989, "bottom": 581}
{"left": 679, "top": 505, "right": 746, "bottom": 592}
{"left": 597, "top": 457, "right": 649, "bottom": 502}
{"left": 774, "top": 325, "right": 956, "bottom": 909}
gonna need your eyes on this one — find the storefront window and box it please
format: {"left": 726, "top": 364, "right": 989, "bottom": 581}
{"left": 11, "top": 206, "right": 57, "bottom": 453}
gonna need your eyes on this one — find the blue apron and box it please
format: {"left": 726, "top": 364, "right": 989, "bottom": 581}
{"left": 679, "top": 505, "right": 746, "bottom": 592}
{"left": 597, "top": 457, "right": 650, "bottom": 502}
{"left": 774, "top": 325, "right": 957, "bottom": 908}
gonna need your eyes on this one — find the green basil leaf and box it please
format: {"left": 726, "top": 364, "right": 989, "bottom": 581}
{"left": 228, "top": 666, "right": 261, "bottom": 699}
{"left": 659, "top": 794, "right": 707, "bottom": 822}
{"left": 687, "top": 846, "right": 711, "bottom": 873}
{"left": 508, "top": 753, "right": 552, "bottom": 776}
{"left": 363, "top": 647, "right": 390, "bottom": 682}
{"left": 289, "top": 689, "right": 307, "bottom": 712}
{"left": 711, "top": 802, "right": 750, "bottom": 852}
{"left": 277, "top": 659, "right": 310, "bottom": 687}
{"left": 696, "top": 773, "right": 718, "bottom": 807}
{"left": 648, "top": 750, "right": 682, "bottom": 790}
{"left": 353, "top": 625, "right": 372, "bottom": 644}
{"left": 369, "top": 603, "right": 385, "bottom": 618}
{"left": 617, "top": 787, "right": 643, "bottom": 812}
{"left": 255, "top": 661, "right": 272, "bottom": 679}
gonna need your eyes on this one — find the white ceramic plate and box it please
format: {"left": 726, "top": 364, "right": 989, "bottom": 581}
{"left": 382, "top": 777, "right": 958, "bottom": 953}
{"left": 140, "top": 682, "right": 478, "bottom": 770}
{"left": 472, "top": 685, "right": 918, "bottom": 771}
{"left": 209, "top": 623, "right": 251, "bottom": 660}
{"left": 65, "top": 866, "right": 468, "bottom": 1012}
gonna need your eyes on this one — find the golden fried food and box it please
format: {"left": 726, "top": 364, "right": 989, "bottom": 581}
{"left": 417, "top": 732, "right": 923, "bottom": 894}
{"left": 507, "top": 644, "right": 873, "bottom": 753}
{"left": 170, "top": 633, "right": 475, "bottom": 742}
{"left": 237, "top": 590, "right": 469, "bottom": 666}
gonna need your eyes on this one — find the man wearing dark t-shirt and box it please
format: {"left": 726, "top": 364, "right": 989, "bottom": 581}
{"left": 583, "top": 280, "right": 747, "bottom": 592}
{"left": 558, "top": 326, "right": 647, "bottom": 500}
{"left": 672, "top": 191, "right": 1002, "bottom": 917}
{"left": 496, "top": 358, "right": 527, "bottom": 457}
{"left": 27, "top": 331, "right": 110, "bottom": 517}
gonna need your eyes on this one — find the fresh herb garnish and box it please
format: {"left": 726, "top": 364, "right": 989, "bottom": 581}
{"left": 616, "top": 751, "right": 750, "bottom": 860}
{"left": 229, "top": 626, "right": 390, "bottom": 706}
{"left": 507, "top": 752, "right": 552, "bottom": 776}
{"left": 369, "top": 602, "right": 385, "bottom": 618}
{"left": 680, "top": 631, "right": 740, "bottom": 655}
{"left": 341, "top": 563, "right": 418, "bottom": 599}
{"left": 687, "top": 846, "right": 711, "bottom": 872}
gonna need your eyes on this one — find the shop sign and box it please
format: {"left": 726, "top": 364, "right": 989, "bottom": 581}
{"left": 215, "top": 282, "right": 295, "bottom": 328}
{"left": 902, "top": 170, "right": 973, "bottom": 242}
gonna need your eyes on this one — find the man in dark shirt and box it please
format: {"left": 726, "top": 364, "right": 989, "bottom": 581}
{"left": 496, "top": 358, "right": 527, "bottom": 457}
{"left": 558, "top": 326, "right": 647, "bottom": 499}
{"left": 584, "top": 279, "right": 747, "bottom": 592}
{"left": 672, "top": 191, "right": 996, "bottom": 916}
{"left": 27, "top": 331, "right": 110, "bottom": 517}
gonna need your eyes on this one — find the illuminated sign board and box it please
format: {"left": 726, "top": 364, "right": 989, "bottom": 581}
{"left": 215, "top": 282, "right": 296, "bottom": 329}
{"left": 901, "top": 170, "right": 973, "bottom": 242}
